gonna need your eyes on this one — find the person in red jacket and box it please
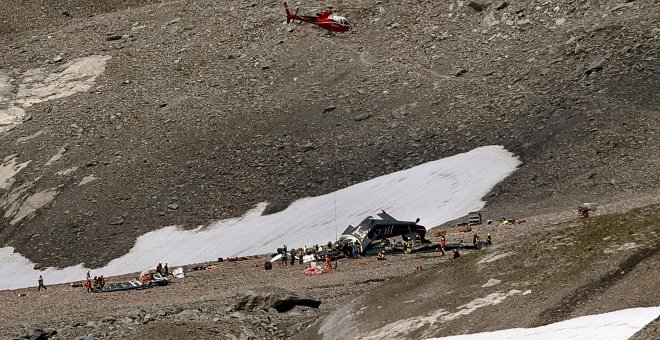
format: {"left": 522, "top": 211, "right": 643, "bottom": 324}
{"left": 440, "top": 236, "right": 447, "bottom": 255}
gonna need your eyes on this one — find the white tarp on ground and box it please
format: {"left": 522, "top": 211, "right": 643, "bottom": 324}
{"left": 172, "top": 267, "right": 185, "bottom": 279}
{"left": 428, "top": 306, "right": 660, "bottom": 340}
{"left": 0, "top": 146, "right": 520, "bottom": 290}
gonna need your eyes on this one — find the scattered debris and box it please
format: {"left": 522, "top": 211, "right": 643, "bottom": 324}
{"left": 78, "top": 175, "right": 97, "bottom": 186}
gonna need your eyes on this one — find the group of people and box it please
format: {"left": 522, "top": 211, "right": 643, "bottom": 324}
{"left": 39, "top": 262, "right": 172, "bottom": 293}
{"left": 278, "top": 242, "right": 337, "bottom": 266}
{"left": 274, "top": 243, "right": 342, "bottom": 272}
{"left": 278, "top": 245, "right": 302, "bottom": 266}
{"left": 155, "top": 262, "right": 169, "bottom": 277}
{"left": 83, "top": 270, "right": 106, "bottom": 292}
{"left": 471, "top": 233, "right": 493, "bottom": 247}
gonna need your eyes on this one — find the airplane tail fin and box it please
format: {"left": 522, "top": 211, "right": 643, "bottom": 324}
{"left": 284, "top": 2, "right": 293, "bottom": 24}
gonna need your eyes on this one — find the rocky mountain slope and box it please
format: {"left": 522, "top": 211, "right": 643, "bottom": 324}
{"left": 1, "top": 0, "right": 658, "bottom": 273}
{"left": 0, "top": 201, "right": 656, "bottom": 339}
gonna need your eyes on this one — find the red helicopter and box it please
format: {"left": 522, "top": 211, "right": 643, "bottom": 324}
{"left": 284, "top": 2, "right": 351, "bottom": 32}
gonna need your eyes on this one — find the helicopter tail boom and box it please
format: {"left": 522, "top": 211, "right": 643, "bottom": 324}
{"left": 284, "top": 2, "right": 293, "bottom": 24}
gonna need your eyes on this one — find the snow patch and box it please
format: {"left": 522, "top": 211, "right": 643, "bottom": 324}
{"left": 0, "top": 55, "right": 111, "bottom": 135}
{"left": 0, "top": 106, "right": 26, "bottom": 133}
{"left": 478, "top": 251, "right": 515, "bottom": 264}
{"left": 14, "top": 55, "right": 111, "bottom": 107}
{"left": 0, "top": 155, "right": 31, "bottom": 190}
{"left": 10, "top": 188, "right": 59, "bottom": 225}
{"left": 56, "top": 166, "right": 78, "bottom": 176}
{"left": 0, "top": 72, "right": 12, "bottom": 102}
{"left": 361, "top": 290, "right": 525, "bottom": 339}
{"left": 0, "top": 145, "right": 520, "bottom": 290}
{"left": 16, "top": 129, "right": 47, "bottom": 143}
{"left": 428, "top": 306, "right": 660, "bottom": 340}
{"left": 481, "top": 278, "right": 501, "bottom": 288}
{"left": 78, "top": 175, "right": 97, "bottom": 186}
{"left": 616, "top": 242, "right": 638, "bottom": 251}
{"left": 603, "top": 242, "right": 639, "bottom": 254}
{"left": 45, "top": 145, "right": 68, "bottom": 166}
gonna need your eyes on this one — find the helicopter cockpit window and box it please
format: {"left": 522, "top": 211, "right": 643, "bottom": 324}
{"left": 330, "top": 15, "right": 349, "bottom": 26}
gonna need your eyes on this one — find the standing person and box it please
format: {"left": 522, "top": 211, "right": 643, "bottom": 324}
{"left": 281, "top": 245, "right": 288, "bottom": 266}
{"left": 164, "top": 263, "right": 169, "bottom": 277}
{"left": 440, "top": 236, "right": 447, "bottom": 255}
{"left": 156, "top": 262, "right": 163, "bottom": 275}
{"left": 391, "top": 239, "right": 397, "bottom": 255}
{"left": 298, "top": 248, "right": 304, "bottom": 264}
{"left": 85, "top": 270, "right": 92, "bottom": 292}
{"left": 290, "top": 248, "right": 296, "bottom": 265}
{"left": 38, "top": 275, "right": 47, "bottom": 291}
{"left": 486, "top": 234, "right": 492, "bottom": 246}
{"left": 325, "top": 255, "right": 331, "bottom": 271}
{"left": 84, "top": 278, "right": 92, "bottom": 292}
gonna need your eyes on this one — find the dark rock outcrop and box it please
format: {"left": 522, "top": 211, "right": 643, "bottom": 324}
{"left": 231, "top": 286, "right": 321, "bottom": 313}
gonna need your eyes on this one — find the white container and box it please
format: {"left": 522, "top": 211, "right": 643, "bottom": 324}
{"left": 582, "top": 203, "right": 598, "bottom": 211}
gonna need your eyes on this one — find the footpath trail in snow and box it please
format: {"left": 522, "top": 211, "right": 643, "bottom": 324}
{"left": 429, "top": 306, "right": 660, "bottom": 340}
{"left": 0, "top": 146, "right": 519, "bottom": 290}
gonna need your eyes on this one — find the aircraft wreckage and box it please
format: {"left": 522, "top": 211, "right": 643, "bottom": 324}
{"left": 337, "top": 210, "right": 430, "bottom": 255}
{"left": 329, "top": 211, "right": 486, "bottom": 257}
{"left": 276, "top": 211, "right": 489, "bottom": 263}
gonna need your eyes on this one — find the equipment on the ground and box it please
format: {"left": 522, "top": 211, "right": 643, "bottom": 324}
{"left": 468, "top": 211, "right": 482, "bottom": 225}
{"left": 578, "top": 202, "right": 598, "bottom": 218}
{"left": 91, "top": 273, "right": 169, "bottom": 293}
